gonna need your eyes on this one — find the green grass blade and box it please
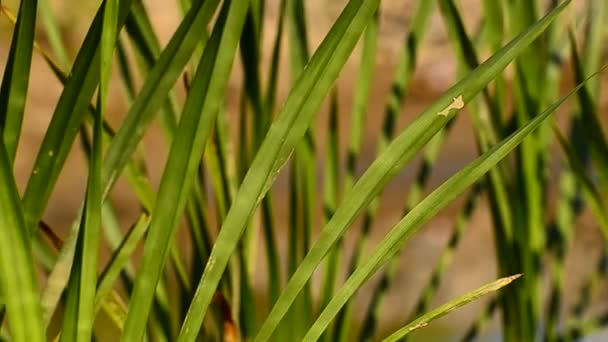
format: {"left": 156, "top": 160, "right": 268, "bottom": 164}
{"left": 258, "top": 0, "right": 285, "bottom": 302}
{"left": 286, "top": 137, "right": 317, "bottom": 339}
{"left": 319, "top": 89, "right": 341, "bottom": 313}
{"left": 264, "top": 0, "right": 286, "bottom": 114}
{"left": 180, "top": 1, "right": 382, "bottom": 340}
{"left": 102, "top": 0, "right": 221, "bottom": 197}
{"left": 21, "top": 0, "right": 134, "bottom": 231}
{"left": 0, "top": 135, "right": 44, "bottom": 342}
{"left": 301, "top": 73, "right": 590, "bottom": 341}
{"left": 256, "top": 2, "right": 572, "bottom": 340}
{"left": 281, "top": 2, "right": 315, "bottom": 337}
{"left": 59, "top": 137, "right": 102, "bottom": 342}
{"left": 382, "top": 275, "right": 521, "bottom": 342}
{"left": 359, "top": 120, "right": 451, "bottom": 342}
{"left": 0, "top": 0, "right": 37, "bottom": 164}
{"left": 329, "top": 10, "right": 378, "bottom": 342}
{"left": 234, "top": 7, "right": 270, "bottom": 336}
{"left": 354, "top": 3, "right": 435, "bottom": 338}
{"left": 41, "top": 217, "right": 79, "bottom": 327}
{"left": 60, "top": 1, "right": 117, "bottom": 339}
{"left": 124, "top": 1, "right": 182, "bottom": 139}
{"left": 541, "top": 15, "right": 579, "bottom": 342}
{"left": 122, "top": 2, "right": 249, "bottom": 340}
{"left": 95, "top": 213, "right": 148, "bottom": 311}
{"left": 286, "top": 0, "right": 310, "bottom": 77}
{"left": 581, "top": 0, "right": 606, "bottom": 95}
{"left": 38, "top": 0, "right": 70, "bottom": 69}
{"left": 408, "top": 184, "right": 484, "bottom": 317}
{"left": 99, "top": 0, "right": 118, "bottom": 123}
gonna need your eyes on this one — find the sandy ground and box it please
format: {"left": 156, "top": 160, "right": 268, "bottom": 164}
{"left": 1, "top": 0, "right": 607, "bottom": 339}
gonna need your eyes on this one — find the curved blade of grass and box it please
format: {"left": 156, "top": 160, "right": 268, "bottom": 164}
{"left": 1, "top": 5, "right": 119, "bottom": 141}
{"left": 408, "top": 184, "right": 483, "bottom": 317}
{"left": 22, "top": 0, "right": 219, "bottom": 234}
{"left": 0, "top": 139, "right": 44, "bottom": 342}
{"left": 124, "top": 1, "right": 183, "bottom": 139}
{"left": 235, "top": 6, "right": 271, "bottom": 336}
{"left": 95, "top": 216, "right": 150, "bottom": 312}
{"left": 121, "top": 1, "right": 249, "bottom": 340}
{"left": 21, "top": 0, "right": 134, "bottom": 231}
{"left": 361, "top": 7, "right": 471, "bottom": 333}
{"left": 60, "top": 0, "right": 117, "bottom": 339}
{"left": 41, "top": 216, "right": 79, "bottom": 327}
{"left": 382, "top": 275, "right": 521, "bottom": 342}
{"left": 119, "top": 4, "right": 217, "bottom": 328}
{"left": 0, "top": 0, "right": 37, "bottom": 164}
{"left": 540, "top": 11, "right": 581, "bottom": 342}
{"left": 287, "top": 136, "right": 317, "bottom": 339}
{"left": 96, "top": 213, "right": 149, "bottom": 308}
{"left": 329, "top": 10, "right": 379, "bottom": 342}
{"left": 263, "top": 0, "right": 286, "bottom": 114}
{"left": 255, "top": 2, "right": 572, "bottom": 340}
{"left": 112, "top": 27, "right": 197, "bottom": 313}
{"left": 29, "top": 2, "right": 211, "bottom": 332}
{"left": 301, "top": 73, "right": 592, "bottom": 341}
{"left": 320, "top": 89, "right": 341, "bottom": 313}
{"left": 281, "top": 2, "right": 316, "bottom": 337}
{"left": 244, "top": 0, "right": 286, "bottom": 315}
{"left": 26, "top": 7, "right": 158, "bottom": 336}
{"left": 0, "top": 2, "right": 60, "bottom": 274}
{"left": 59, "top": 159, "right": 102, "bottom": 342}
{"left": 350, "top": 3, "right": 436, "bottom": 339}
{"left": 40, "top": 184, "right": 152, "bottom": 334}
{"left": 258, "top": 0, "right": 286, "bottom": 308}
{"left": 0, "top": 8, "right": 44, "bottom": 328}
{"left": 359, "top": 117, "right": 453, "bottom": 342}
{"left": 38, "top": 0, "right": 69, "bottom": 69}
{"left": 428, "top": 4, "right": 527, "bottom": 340}
{"left": 101, "top": 0, "right": 221, "bottom": 197}
{"left": 286, "top": 0, "right": 310, "bottom": 77}
{"left": 179, "top": 1, "right": 382, "bottom": 340}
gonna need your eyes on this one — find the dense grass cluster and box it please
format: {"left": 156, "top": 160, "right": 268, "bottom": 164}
{"left": 0, "top": 0, "right": 607, "bottom": 341}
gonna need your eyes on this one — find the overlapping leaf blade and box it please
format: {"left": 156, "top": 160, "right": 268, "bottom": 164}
{"left": 302, "top": 70, "right": 596, "bottom": 341}
{"left": 122, "top": 1, "right": 249, "bottom": 340}
{"left": 179, "top": 1, "right": 382, "bottom": 340}
{"left": 382, "top": 275, "right": 521, "bottom": 342}
{"left": 255, "top": 1, "right": 572, "bottom": 340}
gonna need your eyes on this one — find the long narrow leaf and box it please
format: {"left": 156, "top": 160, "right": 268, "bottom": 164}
{"left": 256, "top": 2, "right": 572, "bottom": 340}
{"left": 302, "top": 69, "right": 596, "bottom": 342}
{"left": 0, "top": 0, "right": 37, "bottom": 163}
{"left": 22, "top": 0, "right": 135, "bottom": 231}
{"left": 101, "top": 0, "right": 221, "bottom": 197}
{"left": 180, "top": 1, "right": 382, "bottom": 340}
{"left": 60, "top": 1, "right": 118, "bottom": 339}
{"left": 0, "top": 141, "right": 45, "bottom": 342}
{"left": 122, "top": 2, "right": 249, "bottom": 340}
{"left": 382, "top": 275, "right": 521, "bottom": 342}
